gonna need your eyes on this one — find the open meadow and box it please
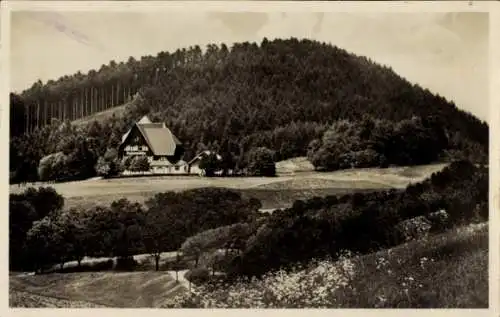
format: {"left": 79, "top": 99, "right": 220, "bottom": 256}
{"left": 9, "top": 159, "right": 448, "bottom": 210}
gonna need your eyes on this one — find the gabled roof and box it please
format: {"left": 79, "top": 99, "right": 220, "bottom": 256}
{"left": 121, "top": 115, "right": 182, "bottom": 156}
{"left": 137, "top": 115, "right": 152, "bottom": 124}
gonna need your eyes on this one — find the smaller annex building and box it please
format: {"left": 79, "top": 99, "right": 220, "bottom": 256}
{"left": 118, "top": 115, "right": 187, "bottom": 174}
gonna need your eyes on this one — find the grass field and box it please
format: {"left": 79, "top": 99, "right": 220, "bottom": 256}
{"left": 10, "top": 271, "right": 187, "bottom": 308}
{"left": 9, "top": 159, "right": 448, "bottom": 210}
{"left": 9, "top": 290, "right": 108, "bottom": 308}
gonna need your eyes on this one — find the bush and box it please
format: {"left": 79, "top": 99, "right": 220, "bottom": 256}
{"left": 246, "top": 147, "right": 276, "bottom": 177}
{"left": 129, "top": 156, "right": 150, "bottom": 172}
{"left": 199, "top": 152, "right": 223, "bottom": 177}
{"left": 115, "top": 256, "right": 138, "bottom": 271}
{"left": 426, "top": 209, "right": 450, "bottom": 233}
{"left": 95, "top": 148, "right": 123, "bottom": 177}
{"left": 120, "top": 156, "right": 133, "bottom": 171}
{"left": 393, "top": 216, "right": 432, "bottom": 243}
{"left": 185, "top": 267, "right": 210, "bottom": 285}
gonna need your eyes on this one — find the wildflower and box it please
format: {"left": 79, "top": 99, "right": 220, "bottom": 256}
{"left": 419, "top": 257, "right": 428, "bottom": 269}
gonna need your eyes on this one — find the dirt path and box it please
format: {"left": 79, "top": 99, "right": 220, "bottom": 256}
{"left": 167, "top": 269, "right": 190, "bottom": 290}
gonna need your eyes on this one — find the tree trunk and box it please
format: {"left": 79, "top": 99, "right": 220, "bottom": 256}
{"left": 155, "top": 254, "right": 160, "bottom": 271}
{"left": 36, "top": 101, "right": 40, "bottom": 130}
{"left": 77, "top": 258, "right": 82, "bottom": 267}
{"left": 175, "top": 270, "right": 178, "bottom": 282}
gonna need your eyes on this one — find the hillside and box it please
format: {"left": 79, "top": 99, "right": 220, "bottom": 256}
{"left": 72, "top": 103, "right": 130, "bottom": 127}
{"left": 10, "top": 271, "right": 187, "bottom": 308}
{"left": 10, "top": 38, "right": 488, "bottom": 183}
{"left": 165, "top": 222, "right": 487, "bottom": 308}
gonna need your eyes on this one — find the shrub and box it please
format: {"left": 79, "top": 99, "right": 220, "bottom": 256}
{"left": 95, "top": 156, "right": 111, "bottom": 177}
{"left": 199, "top": 152, "right": 223, "bottom": 177}
{"left": 120, "top": 156, "right": 133, "bottom": 171}
{"left": 246, "top": 147, "right": 276, "bottom": 177}
{"left": 425, "top": 209, "right": 450, "bottom": 233}
{"left": 185, "top": 267, "right": 210, "bottom": 285}
{"left": 129, "top": 156, "right": 150, "bottom": 172}
{"left": 394, "top": 216, "right": 432, "bottom": 243}
{"left": 115, "top": 256, "right": 138, "bottom": 271}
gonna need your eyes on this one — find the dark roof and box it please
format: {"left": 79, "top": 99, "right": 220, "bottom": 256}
{"left": 121, "top": 116, "right": 182, "bottom": 156}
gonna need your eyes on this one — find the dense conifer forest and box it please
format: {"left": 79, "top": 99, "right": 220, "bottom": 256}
{"left": 10, "top": 38, "right": 488, "bottom": 183}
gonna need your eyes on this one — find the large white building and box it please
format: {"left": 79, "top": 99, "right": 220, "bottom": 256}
{"left": 118, "top": 115, "right": 188, "bottom": 174}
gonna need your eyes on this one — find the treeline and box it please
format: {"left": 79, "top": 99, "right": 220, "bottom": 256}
{"left": 10, "top": 160, "right": 488, "bottom": 279}
{"left": 10, "top": 120, "right": 112, "bottom": 183}
{"left": 307, "top": 116, "right": 450, "bottom": 171}
{"left": 9, "top": 187, "right": 261, "bottom": 273}
{"left": 10, "top": 38, "right": 488, "bottom": 182}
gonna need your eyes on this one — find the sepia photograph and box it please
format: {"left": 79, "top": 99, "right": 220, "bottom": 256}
{"left": 4, "top": 1, "right": 492, "bottom": 310}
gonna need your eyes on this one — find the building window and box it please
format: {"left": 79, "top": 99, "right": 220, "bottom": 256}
{"left": 175, "top": 166, "right": 180, "bottom": 171}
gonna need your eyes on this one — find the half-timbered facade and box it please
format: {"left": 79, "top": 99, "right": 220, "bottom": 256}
{"left": 118, "top": 115, "right": 186, "bottom": 174}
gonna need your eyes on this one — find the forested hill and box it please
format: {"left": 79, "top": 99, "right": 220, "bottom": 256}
{"left": 10, "top": 38, "right": 488, "bottom": 182}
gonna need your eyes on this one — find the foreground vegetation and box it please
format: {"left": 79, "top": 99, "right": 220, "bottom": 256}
{"left": 10, "top": 38, "right": 488, "bottom": 184}
{"left": 164, "top": 222, "right": 487, "bottom": 308}
{"left": 9, "top": 159, "right": 488, "bottom": 308}
{"left": 10, "top": 222, "right": 487, "bottom": 308}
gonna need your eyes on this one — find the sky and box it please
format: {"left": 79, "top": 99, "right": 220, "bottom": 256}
{"left": 9, "top": 10, "right": 489, "bottom": 121}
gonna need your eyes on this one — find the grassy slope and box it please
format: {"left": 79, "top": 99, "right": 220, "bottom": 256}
{"left": 9, "top": 159, "right": 448, "bottom": 210}
{"left": 339, "top": 222, "right": 488, "bottom": 308}
{"left": 71, "top": 103, "right": 130, "bottom": 127}
{"left": 9, "top": 291, "right": 108, "bottom": 308}
{"left": 10, "top": 271, "right": 187, "bottom": 308}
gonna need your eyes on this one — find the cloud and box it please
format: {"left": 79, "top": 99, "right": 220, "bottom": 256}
{"left": 24, "top": 11, "right": 105, "bottom": 51}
